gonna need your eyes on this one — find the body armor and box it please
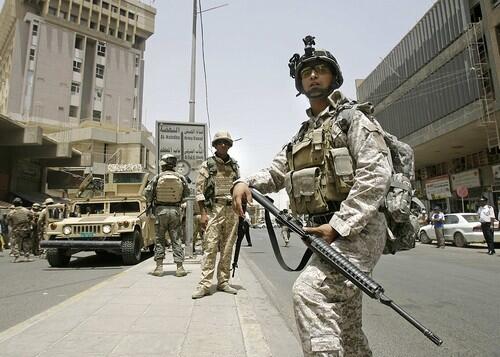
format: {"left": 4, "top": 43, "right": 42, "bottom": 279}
{"left": 285, "top": 118, "right": 354, "bottom": 215}
{"left": 204, "top": 157, "right": 239, "bottom": 208}
{"left": 156, "top": 172, "right": 184, "bottom": 204}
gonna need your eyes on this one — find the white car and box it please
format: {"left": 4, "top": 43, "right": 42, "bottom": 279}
{"left": 418, "top": 213, "right": 500, "bottom": 247}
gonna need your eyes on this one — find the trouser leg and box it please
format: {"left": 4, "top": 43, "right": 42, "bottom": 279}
{"left": 167, "top": 211, "right": 184, "bottom": 264}
{"left": 435, "top": 228, "right": 444, "bottom": 246}
{"left": 198, "top": 210, "right": 221, "bottom": 289}
{"left": 154, "top": 215, "right": 167, "bottom": 262}
{"left": 292, "top": 258, "right": 372, "bottom": 357}
{"left": 216, "top": 207, "right": 238, "bottom": 287}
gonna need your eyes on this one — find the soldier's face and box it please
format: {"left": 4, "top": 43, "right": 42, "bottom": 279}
{"left": 301, "top": 63, "right": 334, "bottom": 99}
{"left": 214, "top": 141, "right": 231, "bottom": 157}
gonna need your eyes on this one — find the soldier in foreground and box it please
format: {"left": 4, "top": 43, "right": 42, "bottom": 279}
{"left": 7, "top": 198, "right": 34, "bottom": 262}
{"left": 192, "top": 131, "right": 240, "bottom": 299}
{"left": 144, "top": 154, "right": 190, "bottom": 277}
{"left": 233, "top": 36, "right": 392, "bottom": 356}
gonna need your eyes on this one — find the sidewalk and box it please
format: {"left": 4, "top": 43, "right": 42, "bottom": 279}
{"left": 0, "top": 253, "right": 301, "bottom": 357}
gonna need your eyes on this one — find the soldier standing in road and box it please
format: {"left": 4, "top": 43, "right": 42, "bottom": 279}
{"left": 431, "top": 206, "right": 445, "bottom": 248}
{"left": 477, "top": 197, "right": 496, "bottom": 255}
{"left": 233, "top": 36, "right": 392, "bottom": 356}
{"left": 280, "top": 209, "right": 291, "bottom": 247}
{"left": 31, "top": 203, "right": 42, "bottom": 256}
{"left": 144, "top": 154, "right": 190, "bottom": 277}
{"left": 7, "top": 198, "right": 34, "bottom": 262}
{"left": 192, "top": 131, "right": 240, "bottom": 299}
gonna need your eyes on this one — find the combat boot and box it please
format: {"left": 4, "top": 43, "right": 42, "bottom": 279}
{"left": 151, "top": 260, "right": 163, "bottom": 277}
{"left": 217, "top": 284, "right": 237, "bottom": 295}
{"left": 192, "top": 286, "right": 210, "bottom": 299}
{"left": 175, "top": 263, "right": 187, "bottom": 277}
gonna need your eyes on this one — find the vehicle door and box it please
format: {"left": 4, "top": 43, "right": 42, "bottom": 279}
{"left": 443, "top": 214, "right": 459, "bottom": 241}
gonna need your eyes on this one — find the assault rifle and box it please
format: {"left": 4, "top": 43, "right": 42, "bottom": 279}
{"left": 250, "top": 188, "right": 443, "bottom": 346}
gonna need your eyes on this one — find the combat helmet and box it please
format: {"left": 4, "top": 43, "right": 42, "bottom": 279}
{"left": 288, "top": 35, "right": 344, "bottom": 95}
{"left": 44, "top": 198, "right": 54, "bottom": 205}
{"left": 160, "top": 154, "right": 177, "bottom": 168}
{"left": 212, "top": 131, "right": 233, "bottom": 148}
{"left": 12, "top": 197, "right": 22, "bottom": 206}
{"left": 32, "top": 203, "right": 41, "bottom": 210}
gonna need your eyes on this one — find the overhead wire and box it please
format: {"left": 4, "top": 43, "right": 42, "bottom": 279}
{"left": 198, "top": 0, "right": 212, "bottom": 147}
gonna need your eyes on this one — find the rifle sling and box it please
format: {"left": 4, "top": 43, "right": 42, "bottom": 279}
{"left": 264, "top": 209, "right": 313, "bottom": 271}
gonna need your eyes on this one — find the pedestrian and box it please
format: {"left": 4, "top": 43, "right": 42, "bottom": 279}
{"left": 233, "top": 36, "right": 392, "bottom": 356}
{"left": 280, "top": 209, "right": 291, "bottom": 247}
{"left": 7, "top": 198, "right": 34, "bottom": 262}
{"left": 31, "top": 203, "right": 42, "bottom": 256}
{"left": 144, "top": 154, "right": 190, "bottom": 277}
{"left": 431, "top": 206, "right": 445, "bottom": 248}
{"left": 238, "top": 211, "right": 252, "bottom": 247}
{"left": 417, "top": 209, "right": 429, "bottom": 227}
{"left": 477, "top": 197, "right": 496, "bottom": 255}
{"left": 192, "top": 131, "right": 240, "bottom": 299}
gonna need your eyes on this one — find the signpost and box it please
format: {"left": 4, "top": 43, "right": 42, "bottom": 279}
{"left": 156, "top": 121, "right": 207, "bottom": 258}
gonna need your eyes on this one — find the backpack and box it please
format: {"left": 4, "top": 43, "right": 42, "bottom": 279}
{"left": 337, "top": 101, "right": 420, "bottom": 254}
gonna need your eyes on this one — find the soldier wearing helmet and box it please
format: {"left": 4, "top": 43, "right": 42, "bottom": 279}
{"left": 31, "top": 203, "right": 43, "bottom": 255}
{"left": 191, "top": 130, "right": 240, "bottom": 299}
{"left": 7, "top": 198, "right": 34, "bottom": 262}
{"left": 233, "top": 36, "right": 392, "bottom": 356}
{"left": 144, "top": 153, "right": 190, "bottom": 277}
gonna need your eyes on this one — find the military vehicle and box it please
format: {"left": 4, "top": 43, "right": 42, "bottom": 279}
{"left": 41, "top": 164, "right": 155, "bottom": 267}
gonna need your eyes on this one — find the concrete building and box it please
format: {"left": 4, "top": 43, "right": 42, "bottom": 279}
{"left": 356, "top": 0, "right": 500, "bottom": 213}
{"left": 0, "top": 0, "right": 156, "bottom": 196}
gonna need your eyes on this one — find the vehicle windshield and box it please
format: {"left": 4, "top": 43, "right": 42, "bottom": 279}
{"left": 462, "top": 214, "right": 479, "bottom": 223}
{"left": 110, "top": 201, "right": 141, "bottom": 213}
{"left": 74, "top": 203, "right": 105, "bottom": 215}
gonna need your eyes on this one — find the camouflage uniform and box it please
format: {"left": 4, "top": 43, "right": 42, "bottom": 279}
{"left": 240, "top": 90, "right": 391, "bottom": 357}
{"left": 195, "top": 155, "right": 239, "bottom": 290}
{"left": 144, "top": 169, "right": 190, "bottom": 265}
{"left": 7, "top": 206, "right": 34, "bottom": 260}
{"left": 31, "top": 205, "right": 42, "bottom": 255}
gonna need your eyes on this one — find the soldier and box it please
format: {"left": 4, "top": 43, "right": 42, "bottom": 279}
{"left": 144, "top": 154, "right": 190, "bottom": 277}
{"left": 280, "top": 209, "right": 291, "bottom": 247}
{"left": 192, "top": 131, "right": 240, "bottom": 299}
{"left": 31, "top": 203, "right": 42, "bottom": 255}
{"left": 37, "top": 198, "right": 54, "bottom": 242}
{"left": 233, "top": 36, "right": 392, "bottom": 356}
{"left": 7, "top": 198, "right": 34, "bottom": 262}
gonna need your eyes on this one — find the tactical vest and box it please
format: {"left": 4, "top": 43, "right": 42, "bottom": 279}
{"left": 9, "top": 207, "right": 31, "bottom": 229}
{"left": 204, "top": 157, "right": 239, "bottom": 208}
{"left": 156, "top": 172, "right": 184, "bottom": 205}
{"left": 285, "top": 117, "right": 354, "bottom": 215}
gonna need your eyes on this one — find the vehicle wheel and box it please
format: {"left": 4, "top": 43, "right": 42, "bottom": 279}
{"left": 46, "top": 248, "right": 71, "bottom": 267}
{"left": 121, "top": 230, "right": 142, "bottom": 265}
{"left": 454, "top": 232, "right": 468, "bottom": 248}
{"left": 419, "top": 231, "right": 432, "bottom": 244}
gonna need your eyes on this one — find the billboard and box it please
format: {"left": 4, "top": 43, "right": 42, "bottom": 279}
{"left": 155, "top": 121, "right": 207, "bottom": 184}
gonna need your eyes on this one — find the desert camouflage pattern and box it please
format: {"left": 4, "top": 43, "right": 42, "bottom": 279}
{"left": 239, "top": 90, "right": 392, "bottom": 356}
{"left": 7, "top": 207, "right": 33, "bottom": 258}
{"left": 196, "top": 156, "right": 239, "bottom": 289}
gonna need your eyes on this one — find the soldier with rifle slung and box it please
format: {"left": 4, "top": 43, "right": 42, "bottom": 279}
{"left": 233, "top": 36, "right": 393, "bottom": 356}
{"left": 144, "top": 154, "right": 190, "bottom": 277}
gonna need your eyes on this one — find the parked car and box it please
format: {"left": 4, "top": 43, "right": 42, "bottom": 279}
{"left": 418, "top": 213, "right": 500, "bottom": 247}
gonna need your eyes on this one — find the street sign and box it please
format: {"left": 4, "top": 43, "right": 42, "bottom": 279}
{"left": 456, "top": 185, "right": 468, "bottom": 198}
{"left": 155, "top": 121, "right": 207, "bottom": 184}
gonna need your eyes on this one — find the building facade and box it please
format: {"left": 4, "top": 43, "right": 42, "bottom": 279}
{"left": 357, "top": 0, "right": 500, "bottom": 214}
{"left": 0, "top": 0, "right": 156, "bottom": 196}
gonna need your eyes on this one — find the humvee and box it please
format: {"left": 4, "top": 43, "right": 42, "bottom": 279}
{"left": 40, "top": 165, "right": 155, "bottom": 267}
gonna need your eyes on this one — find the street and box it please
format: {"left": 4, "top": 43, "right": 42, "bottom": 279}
{"left": 241, "top": 228, "right": 500, "bottom": 357}
{"left": 0, "top": 251, "right": 152, "bottom": 332}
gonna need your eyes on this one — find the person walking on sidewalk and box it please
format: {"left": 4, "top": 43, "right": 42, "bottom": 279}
{"left": 478, "top": 197, "right": 496, "bottom": 255}
{"left": 233, "top": 36, "right": 392, "bottom": 356}
{"left": 192, "top": 131, "right": 240, "bottom": 299}
{"left": 431, "top": 206, "right": 445, "bottom": 248}
{"left": 144, "top": 154, "right": 190, "bottom": 277}
{"left": 7, "top": 198, "right": 34, "bottom": 262}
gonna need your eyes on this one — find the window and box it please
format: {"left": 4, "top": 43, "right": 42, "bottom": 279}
{"left": 102, "top": 2, "right": 109, "bottom": 10}
{"left": 111, "top": 5, "right": 118, "bottom": 13}
{"left": 90, "top": 22, "right": 97, "bottom": 30}
{"left": 117, "top": 31, "right": 123, "bottom": 39}
{"left": 96, "top": 64, "right": 105, "bottom": 79}
{"left": 92, "top": 0, "right": 100, "bottom": 5}
{"left": 95, "top": 88, "right": 103, "bottom": 101}
{"left": 73, "top": 60, "right": 82, "bottom": 73}
{"left": 48, "top": 7, "right": 57, "bottom": 15}
{"left": 93, "top": 110, "right": 101, "bottom": 121}
{"left": 71, "top": 81, "right": 80, "bottom": 94}
{"left": 120, "top": 9, "right": 126, "bottom": 17}
{"left": 109, "top": 28, "right": 115, "bottom": 36}
{"left": 75, "top": 36, "right": 84, "bottom": 50}
{"left": 70, "top": 14, "right": 78, "bottom": 22}
{"left": 135, "top": 55, "right": 140, "bottom": 67}
{"left": 69, "top": 105, "right": 78, "bottom": 117}
{"left": 100, "top": 25, "right": 106, "bottom": 33}
{"left": 444, "top": 215, "right": 459, "bottom": 225}
{"left": 110, "top": 201, "right": 140, "bottom": 213}
{"left": 59, "top": 10, "right": 67, "bottom": 19}
{"left": 128, "top": 12, "right": 135, "bottom": 20}
{"left": 97, "top": 42, "right": 106, "bottom": 56}
{"left": 29, "top": 48, "right": 36, "bottom": 61}
{"left": 32, "top": 23, "right": 38, "bottom": 36}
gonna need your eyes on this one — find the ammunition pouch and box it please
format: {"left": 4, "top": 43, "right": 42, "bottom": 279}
{"left": 384, "top": 173, "right": 412, "bottom": 223}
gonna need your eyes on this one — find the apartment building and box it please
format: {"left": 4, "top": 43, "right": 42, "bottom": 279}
{"left": 0, "top": 0, "right": 156, "bottom": 196}
{"left": 356, "top": 0, "right": 500, "bottom": 213}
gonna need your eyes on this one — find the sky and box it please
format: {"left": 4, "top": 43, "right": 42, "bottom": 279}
{"left": 143, "top": 0, "right": 436, "bottom": 178}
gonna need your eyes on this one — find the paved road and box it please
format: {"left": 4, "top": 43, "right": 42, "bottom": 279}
{"left": 241, "top": 228, "right": 500, "bottom": 357}
{"left": 0, "top": 250, "right": 152, "bottom": 332}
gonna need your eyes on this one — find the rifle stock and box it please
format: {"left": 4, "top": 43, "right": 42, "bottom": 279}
{"left": 250, "top": 188, "right": 443, "bottom": 346}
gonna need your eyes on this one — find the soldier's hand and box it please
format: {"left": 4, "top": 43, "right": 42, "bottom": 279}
{"left": 232, "top": 183, "right": 252, "bottom": 217}
{"left": 200, "top": 213, "right": 208, "bottom": 230}
{"left": 304, "top": 224, "right": 338, "bottom": 244}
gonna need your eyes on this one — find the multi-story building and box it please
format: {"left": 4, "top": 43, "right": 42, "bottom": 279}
{"left": 0, "top": 0, "right": 156, "bottom": 196}
{"left": 356, "top": 0, "right": 500, "bottom": 213}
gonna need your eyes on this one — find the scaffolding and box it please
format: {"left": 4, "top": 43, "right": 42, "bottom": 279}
{"left": 466, "top": 21, "right": 498, "bottom": 150}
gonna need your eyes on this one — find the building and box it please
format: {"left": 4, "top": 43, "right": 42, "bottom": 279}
{"left": 0, "top": 0, "right": 156, "bottom": 196}
{"left": 356, "top": 0, "right": 500, "bottom": 213}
